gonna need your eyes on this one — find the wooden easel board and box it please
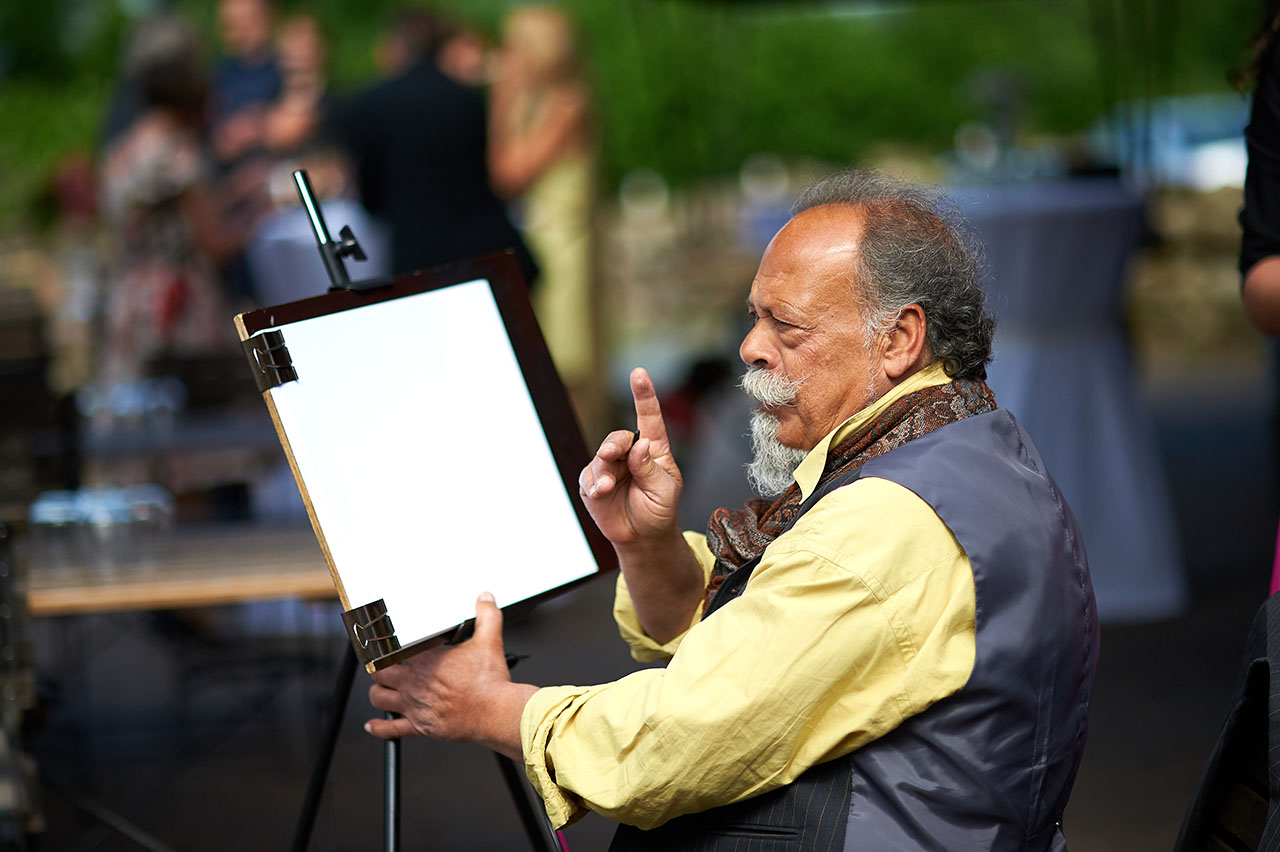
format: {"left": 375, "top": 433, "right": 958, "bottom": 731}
{"left": 234, "top": 251, "right": 614, "bottom": 669}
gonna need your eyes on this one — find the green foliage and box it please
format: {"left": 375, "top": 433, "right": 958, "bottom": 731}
{"left": 0, "top": 78, "right": 112, "bottom": 230}
{"left": 0, "top": 1, "right": 68, "bottom": 80}
{"left": 0, "top": 0, "right": 1263, "bottom": 231}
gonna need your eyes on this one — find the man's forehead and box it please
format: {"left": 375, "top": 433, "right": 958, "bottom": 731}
{"left": 798, "top": 199, "right": 865, "bottom": 232}
{"left": 752, "top": 204, "right": 865, "bottom": 296}
{"left": 763, "top": 204, "right": 862, "bottom": 261}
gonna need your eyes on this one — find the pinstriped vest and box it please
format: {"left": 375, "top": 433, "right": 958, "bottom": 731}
{"left": 610, "top": 409, "right": 1098, "bottom": 851}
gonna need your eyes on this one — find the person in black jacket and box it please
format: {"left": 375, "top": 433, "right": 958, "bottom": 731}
{"left": 1241, "top": 8, "right": 1280, "bottom": 334}
{"left": 333, "top": 9, "right": 537, "bottom": 285}
{"left": 1237, "top": 7, "right": 1280, "bottom": 597}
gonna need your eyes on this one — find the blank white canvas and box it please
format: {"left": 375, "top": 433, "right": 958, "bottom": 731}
{"left": 263, "top": 278, "right": 598, "bottom": 647}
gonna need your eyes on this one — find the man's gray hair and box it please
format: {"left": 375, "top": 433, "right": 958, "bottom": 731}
{"left": 792, "top": 170, "right": 994, "bottom": 381}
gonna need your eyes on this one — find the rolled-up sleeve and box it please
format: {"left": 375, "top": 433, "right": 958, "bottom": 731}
{"left": 520, "top": 477, "right": 977, "bottom": 830}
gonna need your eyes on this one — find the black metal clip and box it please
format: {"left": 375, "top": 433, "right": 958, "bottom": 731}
{"left": 241, "top": 330, "right": 298, "bottom": 393}
{"left": 341, "top": 599, "right": 402, "bottom": 667}
{"left": 354, "top": 611, "right": 395, "bottom": 647}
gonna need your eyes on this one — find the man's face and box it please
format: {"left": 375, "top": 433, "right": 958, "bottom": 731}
{"left": 739, "top": 204, "right": 886, "bottom": 452}
{"left": 219, "top": 0, "right": 272, "bottom": 59}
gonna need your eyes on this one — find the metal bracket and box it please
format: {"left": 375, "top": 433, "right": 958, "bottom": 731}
{"left": 341, "top": 599, "right": 401, "bottom": 667}
{"left": 241, "top": 330, "right": 298, "bottom": 393}
{"left": 294, "top": 169, "right": 392, "bottom": 292}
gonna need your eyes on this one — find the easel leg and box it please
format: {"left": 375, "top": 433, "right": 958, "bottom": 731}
{"left": 292, "top": 647, "right": 560, "bottom": 851}
{"left": 500, "top": 653, "right": 564, "bottom": 852}
{"left": 384, "top": 712, "right": 399, "bottom": 852}
{"left": 291, "top": 645, "right": 357, "bottom": 852}
{"left": 495, "top": 752, "right": 563, "bottom": 851}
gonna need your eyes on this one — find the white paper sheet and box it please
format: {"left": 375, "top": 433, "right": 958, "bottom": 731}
{"left": 263, "top": 279, "right": 598, "bottom": 646}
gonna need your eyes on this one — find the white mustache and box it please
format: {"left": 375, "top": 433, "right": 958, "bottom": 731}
{"left": 740, "top": 366, "right": 803, "bottom": 407}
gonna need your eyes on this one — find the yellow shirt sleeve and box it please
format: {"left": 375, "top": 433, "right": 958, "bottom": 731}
{"left": 612, "top": 530, "right": 716, "bottom": 661}
{"left": 520, "top": 477, "right": 977, "bottom": 830}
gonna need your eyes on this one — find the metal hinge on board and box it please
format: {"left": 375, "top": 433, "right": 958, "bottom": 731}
{"left": 342, "top": 599, "right": 402, "bottom": 668}
{"left": 242, "top": 330, "right": 298, "bottom": 393}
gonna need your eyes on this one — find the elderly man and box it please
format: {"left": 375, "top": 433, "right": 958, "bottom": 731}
{"left": 365, "top": 171, "right": 1098, "bottom": 850}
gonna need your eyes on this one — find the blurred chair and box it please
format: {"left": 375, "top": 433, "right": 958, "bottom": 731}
{"left": 1173, "top": 592, "right": 1280, "bottom": 851}
{"left": 0, "top": 524, "right": 36, "bottom": 842}
{"left": 951, "top": 178, "right": 1187, "bottom": 622}
{"left": 0, "top": 289, "right": 53, "bottom": 837}
{"left": 0, "top": 289, "right": 78, "bottom": 524}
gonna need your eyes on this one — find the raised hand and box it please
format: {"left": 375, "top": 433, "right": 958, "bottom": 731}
{"left": 578, "top": 367, "right": 683, "bottom": 549}
{"left": 579, "top": 368, "right": 703, "bottom": 643}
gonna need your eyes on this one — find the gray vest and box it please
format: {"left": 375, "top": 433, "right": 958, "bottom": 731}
{"left": 610, "top": 409, "right": 1098, "bottom": 851}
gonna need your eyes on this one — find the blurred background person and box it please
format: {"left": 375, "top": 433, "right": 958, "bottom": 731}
{"left": 98, "top": 15, "right": 263, "bottom": 397}
{"left": 209, "top": 0, "right": 280, "bottom": 304}
{"left": 1236, "top": 5, "right": 1280, "bottom": 594}
{"left": 210, "top": 0, "right": 280, "bottom": 173}
{"left": 490, "top": 5, "right": 602, "bottom": 433}
{"left": 436, "top": 19, "right": 491, "bottom": 89}
{"left": 262, "top": 12, "right": 332, "bottom": 159}
{"left": 331, "top": 6, "right": 536, "bottom": 284}
{"left": 257, "top": 9, "right": 350, "bottom": 235}
{"left": 1241, "top": 7, "right": 1280, "bottom": 337}
{"left": 244, "top": 11, "right": 390, "bottom": 307}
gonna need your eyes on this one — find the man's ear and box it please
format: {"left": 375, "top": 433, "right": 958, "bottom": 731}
{"left": 882, "top": 304, "right": 928, "bottom": 380}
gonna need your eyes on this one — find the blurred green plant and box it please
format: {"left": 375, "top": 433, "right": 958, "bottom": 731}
{"left": 0, "top": 0, "right": 1259, "bottom": 232}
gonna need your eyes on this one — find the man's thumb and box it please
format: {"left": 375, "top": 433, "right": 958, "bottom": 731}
{"left": 474, "top": 591, "right": 503, "bottom": 643}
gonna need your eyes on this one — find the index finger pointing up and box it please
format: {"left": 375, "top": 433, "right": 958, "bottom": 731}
{"left": 630, "top": 367, "right": 671, "bottom": 458}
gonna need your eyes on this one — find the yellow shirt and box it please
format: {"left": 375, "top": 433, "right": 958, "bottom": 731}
{"left": 520, "top": 363, "right": 977, "bottom": 830}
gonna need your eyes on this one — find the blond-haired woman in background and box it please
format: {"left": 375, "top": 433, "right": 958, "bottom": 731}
{"left": 489, "top": 6, "right": 602, "bottom": 435}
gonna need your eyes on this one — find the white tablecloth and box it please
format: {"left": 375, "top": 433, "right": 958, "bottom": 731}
{"left": 952, "top": 179, "right": 1187, "bottom": 622}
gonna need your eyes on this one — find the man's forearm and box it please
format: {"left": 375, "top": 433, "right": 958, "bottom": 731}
{"left": 615, "top": 530, "right": 706, "bottom": 644}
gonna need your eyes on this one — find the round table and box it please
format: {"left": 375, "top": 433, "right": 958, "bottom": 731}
{"left": 952, "top": 178, "right": 1188, "bottom": 622}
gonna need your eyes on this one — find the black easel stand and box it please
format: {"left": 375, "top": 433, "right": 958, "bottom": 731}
{"left": 288, "top": 645, "right": 555, "bottom": 852}
{"left": 290, "top": 647, "right": 357, "bottom": 852}
{"left": 384, "top": 710, "right": 399, "bottom": 852}
{"left": 284, "top": 170, "right": 558, "bottom": 851}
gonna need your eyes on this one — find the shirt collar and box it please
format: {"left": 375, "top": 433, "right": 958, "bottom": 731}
{"left": 791, "top": 362, "right": 955, "bottom": 500}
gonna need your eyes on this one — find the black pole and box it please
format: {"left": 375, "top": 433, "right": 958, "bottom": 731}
{"left": 495, "top": 752, "right": 558, "bottom": 851}
{"left": 385, "top": 713, "right": 400, "bottom": 852}
{"left": 291, "top": 645, "right": 359, "bottom": 852}
{"left": 293, "top": 169, "right": 352, "bottom": 289}
{"left": 499, "top": 653, "right": 558, "bottom": 851}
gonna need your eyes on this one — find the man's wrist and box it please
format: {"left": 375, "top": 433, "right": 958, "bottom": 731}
{"left": 474, "top": 681, "right": 540, "bottom": 762}
{"left": 613, "top": 525, "right": 689, "bottom": 566}
{"left": 614, "top": 531, "right": 706, "bottom": 644}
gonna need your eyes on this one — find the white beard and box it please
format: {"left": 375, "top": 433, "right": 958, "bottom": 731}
{"left": 746, "top": 409, "right": 808, "bottom": 496}
{"left": 740, "top": 366, "right": 808, "bottom": 497}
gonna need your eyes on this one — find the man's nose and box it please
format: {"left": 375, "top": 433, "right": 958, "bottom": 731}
{"left": 739, "top": 323, "right": 773, "bottom": 369}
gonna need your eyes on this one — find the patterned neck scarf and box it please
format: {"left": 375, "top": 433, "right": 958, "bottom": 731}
{"left": 702, "top": 378, "right": 997, "bottom": 606}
